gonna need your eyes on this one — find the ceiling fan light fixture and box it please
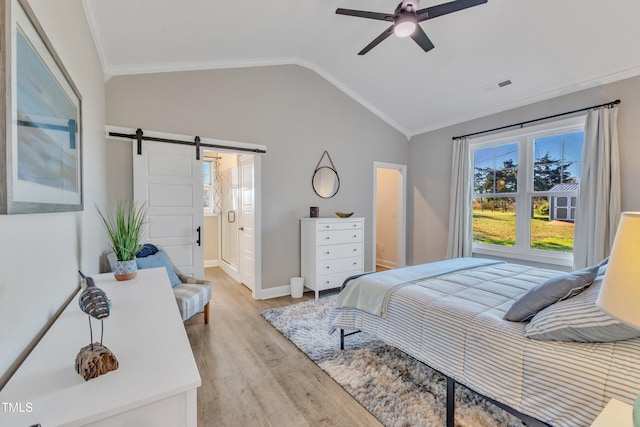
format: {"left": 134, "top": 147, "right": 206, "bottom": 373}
{"left": 394, "top": 15, "right": 417, "bottom": 37}
{"left": 336, "top": 0, "right": 488, "bottom": 54}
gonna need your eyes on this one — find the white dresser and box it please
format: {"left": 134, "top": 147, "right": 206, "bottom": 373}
{"left": 0, "top": 268, "right": 200, "bottom": 427}
{"left": 301, "top": 217, "right": 365, "bottom": 299}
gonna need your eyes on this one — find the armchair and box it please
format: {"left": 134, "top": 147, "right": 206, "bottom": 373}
{"left": 107, "top": 247, "right": 211, "bottom": 324}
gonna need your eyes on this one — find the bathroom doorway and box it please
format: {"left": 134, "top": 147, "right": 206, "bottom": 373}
{"left": 373, "top": 162, "right": 407, "bottom": 270}
{"left": 203, "top": 150, "right": 254, "bottom": 288}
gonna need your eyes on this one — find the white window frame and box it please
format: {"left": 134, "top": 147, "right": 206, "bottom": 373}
{"left": 203, "top": 159, "right": 215, "bottom": 216}
{"left": 470, "top": 116, "right": 586, "bottom": 267}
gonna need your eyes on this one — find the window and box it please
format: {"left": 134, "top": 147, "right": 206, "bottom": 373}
{"left": 471, "top": 117, "right": 585, "bottom": 266}
{"left": 203, "top": 160, "right": 214, "bottom": 215}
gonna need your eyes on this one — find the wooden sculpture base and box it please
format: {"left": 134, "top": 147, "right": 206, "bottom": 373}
{"left": 75, "top": 343, "right": 119, "bottom": 381}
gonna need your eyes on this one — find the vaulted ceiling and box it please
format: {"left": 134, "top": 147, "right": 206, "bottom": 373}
{"left": 83, "top": 0, "right": 640, "bottom": 138}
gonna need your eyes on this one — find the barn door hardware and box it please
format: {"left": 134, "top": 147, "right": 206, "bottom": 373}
{"left": 108, "top": 128, "right": 268, "bottom": 154}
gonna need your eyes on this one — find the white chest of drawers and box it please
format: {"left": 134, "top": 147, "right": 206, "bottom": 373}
{"left": 301, "top": 217, "right": 365, "bottom": 299}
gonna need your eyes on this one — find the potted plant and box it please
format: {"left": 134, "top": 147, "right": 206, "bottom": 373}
{"left": 97, "top": 200, "right": 147, "bottom": 281}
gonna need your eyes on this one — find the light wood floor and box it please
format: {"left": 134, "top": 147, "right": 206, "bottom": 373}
{"left": 184, "top": 267, "right": 383, "bottom": 427}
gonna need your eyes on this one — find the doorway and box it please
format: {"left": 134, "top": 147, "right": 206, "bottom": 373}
{"left": 115, "top": 125, "right": 263, "bottom": 299}
{"left": 373, "top": 162, "right": 407, "bottom": 270}
{"left": 202, "top": 150, "right": 255, "bottom": 292}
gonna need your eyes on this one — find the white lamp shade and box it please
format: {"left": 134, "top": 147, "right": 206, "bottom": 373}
{"left": 597, "top": 212, "right": 640, "bottom": 330}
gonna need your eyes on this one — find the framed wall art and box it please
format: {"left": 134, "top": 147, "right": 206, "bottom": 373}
{"left": 1, "top": 0, "right": 83, "bottom": 214}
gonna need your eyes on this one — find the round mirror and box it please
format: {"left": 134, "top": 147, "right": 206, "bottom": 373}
{"left": 312, "top": 166, "right": 340, "bottom": 198}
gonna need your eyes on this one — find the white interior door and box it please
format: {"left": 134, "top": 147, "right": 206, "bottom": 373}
{"left": 239, "top": 155, "right": 255, "bottom": 290}
{"left": 133, "top": 141, "right": 204, "bottom": 278}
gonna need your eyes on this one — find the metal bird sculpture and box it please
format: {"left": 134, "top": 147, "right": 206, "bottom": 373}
{"left": 75, "top": 272, "right": 118, "bottom": 380}
{"left": 78, "top": 271, "right": 110, "bottom": 348}
{"left": 78, "top": 271, "right": 110, "bottom": 319}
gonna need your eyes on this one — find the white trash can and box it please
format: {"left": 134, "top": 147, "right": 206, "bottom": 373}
{"left": 290, "top": 277, "right": 304, "bottom": 298}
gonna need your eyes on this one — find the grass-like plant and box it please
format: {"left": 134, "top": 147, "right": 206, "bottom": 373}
{"left": 97, "top": 200, "right": 147, "bottom": 261}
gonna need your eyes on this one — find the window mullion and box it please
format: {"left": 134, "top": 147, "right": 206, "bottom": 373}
{"left": 514, "top": 138, "right": 528, "bottom": 250}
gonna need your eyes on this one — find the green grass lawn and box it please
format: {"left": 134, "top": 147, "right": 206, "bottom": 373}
{"left": 472, "top": 211, "right": 517, "bottom": 246}
{"left": 473, "top": 210, "right": 574, "bottom": 252}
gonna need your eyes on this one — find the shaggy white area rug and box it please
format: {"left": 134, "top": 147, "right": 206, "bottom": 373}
{"left": 262, "top": 295, "right": 526, "bottom": 427}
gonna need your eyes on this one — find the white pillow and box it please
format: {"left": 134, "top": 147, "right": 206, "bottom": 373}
{"left": 524, "top": 281, "right": 640, "bottom": 343}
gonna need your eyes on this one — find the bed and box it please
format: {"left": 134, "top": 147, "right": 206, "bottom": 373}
{"left": 330, "top": 258, "right": 640, "bottom": 427}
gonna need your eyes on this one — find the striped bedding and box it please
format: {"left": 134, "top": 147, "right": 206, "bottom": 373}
{"left": 330, "top": 261, "right": 640, "bottom": 427}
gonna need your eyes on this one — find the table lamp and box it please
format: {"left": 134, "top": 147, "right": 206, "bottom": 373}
{"left": 596, "top": 212, "right": 640, "bottom": 427}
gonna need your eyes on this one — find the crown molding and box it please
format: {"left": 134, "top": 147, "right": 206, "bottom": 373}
{"left": 77, "top": 1, "right": 640, "bottom": 140}
{"left": 81, "top": 0, "right": 111, "bottom": 81}
{"left": 105, "top": 57, "right": 411, "bottom": 138}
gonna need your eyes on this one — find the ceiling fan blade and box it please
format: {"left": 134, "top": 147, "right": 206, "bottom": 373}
{"left": 336, "top": 8, "right": 395, "bottom": 22}
{"left": 358, "top": 26, "right": 395, "bottom": 55}
{"left": 410, "top": 25, "right": 435, "bottom": 52}
{"left": 416, "top": 0, "right": 487, "bottom": 21}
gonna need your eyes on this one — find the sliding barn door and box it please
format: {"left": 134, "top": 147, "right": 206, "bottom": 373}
{"left": 133, "top": 141, "right": 204, "bottom": 278}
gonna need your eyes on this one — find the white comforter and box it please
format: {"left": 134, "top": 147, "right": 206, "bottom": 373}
{"left": 331, "top": 261, "right": 640, "bottom": 427}
{"left": 336, "top": 257, "right": 501, "bottom": 316}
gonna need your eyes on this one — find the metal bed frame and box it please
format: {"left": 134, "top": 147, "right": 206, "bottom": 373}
{"left": 339, "top": 329, "right": 551, "bottom": 427}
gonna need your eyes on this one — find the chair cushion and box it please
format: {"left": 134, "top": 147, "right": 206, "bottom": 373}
{"left": 136, "top": 250, "right": 181, "bottom": 288}
{"left": 174, "top": 282, "right": 212, "bottom": 321}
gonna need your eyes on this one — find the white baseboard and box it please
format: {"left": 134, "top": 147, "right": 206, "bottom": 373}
{"left": 219, "top": 262, "right": 240, "bottom": 282}
{"left": 204, "top": 259, "right": 220, "bottom": 268}
{"left": 257, "top": 285, "right": 315, "bottom": 300}
{"left": 257, "top": 285, "right": 294, "bottom": 300}
{"left": 376, "top": 258, "right": 397, "bottom": 269}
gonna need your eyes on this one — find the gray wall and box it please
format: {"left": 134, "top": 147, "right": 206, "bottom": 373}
{"left": 105, "top": 65, "right": 409, "bottom": 290}
{"left": 408, "top": 75, "right": 640, "bottom": 265}
{"left": 0, "top": 0, "right": 108, "bottom": 386}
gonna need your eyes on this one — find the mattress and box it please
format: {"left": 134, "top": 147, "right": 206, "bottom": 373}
{"left": 330, "top": 261, "right": 640, "bottom": 427}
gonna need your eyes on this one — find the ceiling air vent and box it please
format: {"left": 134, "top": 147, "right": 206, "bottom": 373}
{"left": 483, "top": 78, "right": 513, "bottom": 92}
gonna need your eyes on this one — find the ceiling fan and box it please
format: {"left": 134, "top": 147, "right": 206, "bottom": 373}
{"left": 336, "top": 0, "right": 487, "bottom": 55}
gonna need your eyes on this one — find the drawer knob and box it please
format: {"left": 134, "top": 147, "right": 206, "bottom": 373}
{"left": 325, "top": 266, "right": 330, "bottom": 269}
{"left": 326, "top": 251, "right": 330, "bottom": 255}
{"left": 353, "top": 235, "right": 357, "bottom": 238}
{"left": 326, "top": 281, "right": 330, "bottom": 284}
{"left": 353, "top": 224, "right": 357, "bottom": 227}
{"left": 353, "top": 262, "right": 357, "bottom": 265}
{"left": 353, "top": 248, "right": 357, "bottom": 252}
{"left": 325, "top": 237, "right": 330, "bottom": 240}
{"left": 326, "top": 225, "right": 330, "bottom": 228}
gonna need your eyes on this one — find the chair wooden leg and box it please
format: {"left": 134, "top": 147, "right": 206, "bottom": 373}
{"left": 204, "top": 302, "right": 210, "bottom": 324}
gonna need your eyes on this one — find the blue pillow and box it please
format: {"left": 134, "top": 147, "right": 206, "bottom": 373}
{"left": 504, "top": 265, "right": 599, "bottom": 322}
{"left": 136, "top": 250, "right": 182, "bottom": 288}
{"left": 137, "top": 243, "right": 159, "bottom": 258}
{"left": 596, "top": 257, "right": 609, "bottom": 277}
